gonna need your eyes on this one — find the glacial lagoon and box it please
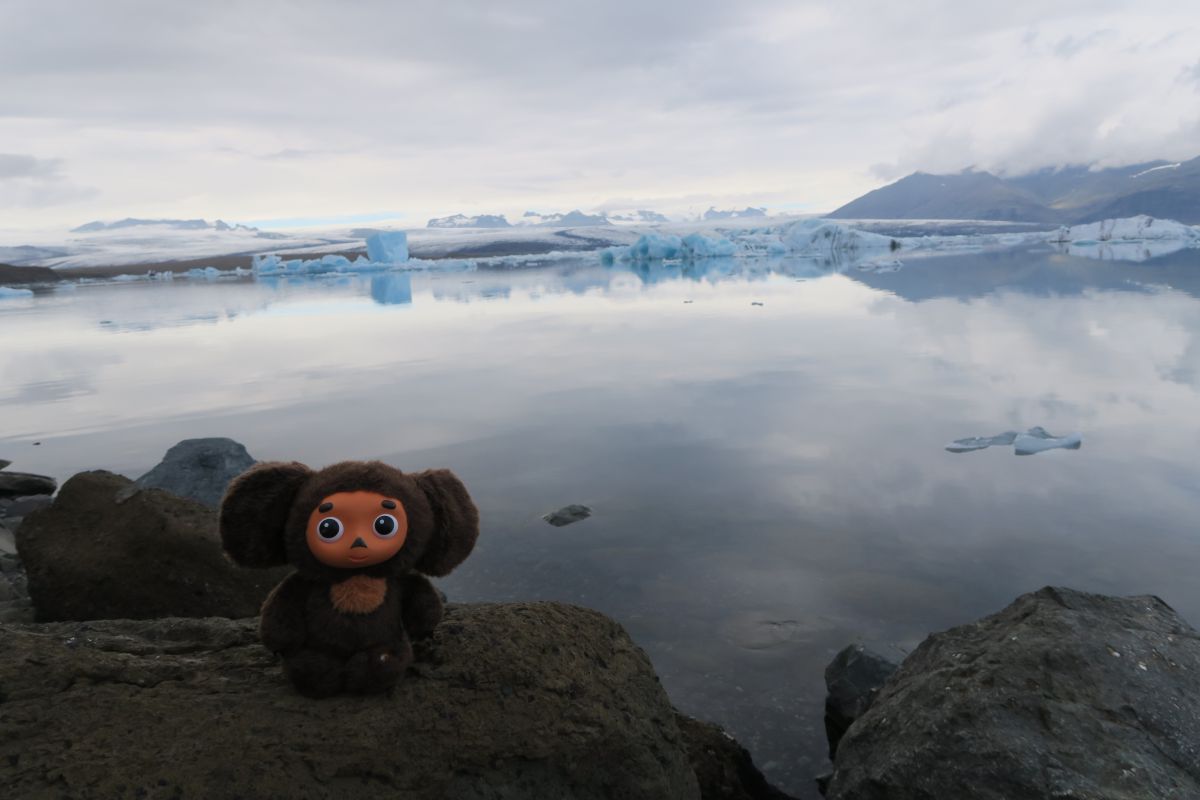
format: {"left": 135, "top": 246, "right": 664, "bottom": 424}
{"left": 3, "top": 246, "right": 1200, "bottom": 797}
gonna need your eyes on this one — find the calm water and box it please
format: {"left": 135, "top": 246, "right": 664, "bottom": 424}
{"left": 3, "top": 247, "right": 1200, "bottom": 797}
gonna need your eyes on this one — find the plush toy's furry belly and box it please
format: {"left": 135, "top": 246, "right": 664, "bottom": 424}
{"left": 329, "top": 575, "right": 388, "bottom": 614}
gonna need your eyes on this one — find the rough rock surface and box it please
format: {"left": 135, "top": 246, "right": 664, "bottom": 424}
{"left": 826, "top": 586, "right": 1200, "bottom": 800}
{"left": 134, "top": 437, "right": 256, "bottom": 507}
{"left": 677, "top": 714, "right": 797, "bottom": 800}
{"left": 16, "top": 470, "right": 287, "bottom": 621}
{"left": 823, "top": 644, "right": 899, "bottom": 758}
{"left": 0, "top": 603, "right": 701, "bottom": 799}
{"left": 0, "top": 471, "right": 56, "bottom": 498}
{"left": 543, "top": 503, "right": 592, "bottom": 527}
{"left": 0, "top": 549, "right": 34, "bottom": 623}
{"left": 0, "top": 521, "right": 14, "bottom": 556}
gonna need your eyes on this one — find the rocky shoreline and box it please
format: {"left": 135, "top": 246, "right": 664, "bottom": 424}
{"left": 3, "top": 442, "right": 1198, "bottom": 798}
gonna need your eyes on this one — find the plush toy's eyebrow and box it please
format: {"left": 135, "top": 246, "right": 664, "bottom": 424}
{"left": 381, "top": 499, "right": 396, "bottom": 509}
{"left": 318, "top": 502, "right": 334, "bottom": 512}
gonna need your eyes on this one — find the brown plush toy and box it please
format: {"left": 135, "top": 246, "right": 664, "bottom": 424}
{"left": 219, "top": 460, "right": 479, "bottom": 698}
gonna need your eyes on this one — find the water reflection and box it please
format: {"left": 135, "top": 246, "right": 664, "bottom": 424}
{"left": 2, "top": 248, "right": 1199, "bottom": 798}
{"left": 369, "top": 273, "right": 413, "bottom": 306}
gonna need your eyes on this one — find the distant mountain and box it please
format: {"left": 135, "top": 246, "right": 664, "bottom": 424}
{"left": 703, "top": 206, "right": 767, "bottom": 220}
{"left": 609, "top": 209, "right": 670, "bottom": 223}
{"left": 427, "top": 214, "right": 511, "bottom": 229}
{"left": 70, "top": 218, "right": 259, "bottom": 233}
{"left": 830, "top": 156, "right": 1200, "bottom": 224}
{"left": 518, "top": 210, "right": 611, "bottom": 227}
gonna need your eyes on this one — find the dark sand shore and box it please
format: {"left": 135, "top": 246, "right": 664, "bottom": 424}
{"left": 0, "top": 250, "right": 368, "bottom": 283}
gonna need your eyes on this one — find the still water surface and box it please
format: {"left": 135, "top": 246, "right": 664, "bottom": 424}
{"left": 3, "top": 248, "right": 1200, "bottom": 797}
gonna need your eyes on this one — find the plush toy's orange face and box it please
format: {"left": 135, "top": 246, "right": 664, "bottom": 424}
{"left": 305, "top": 491, "right": 409, "bottom": 569}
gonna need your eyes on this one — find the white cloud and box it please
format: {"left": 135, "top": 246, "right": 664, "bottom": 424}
{"left": 0, "top": 0, "right": 1197, "bottom": 227}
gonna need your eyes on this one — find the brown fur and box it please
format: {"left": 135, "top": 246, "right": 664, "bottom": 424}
{"left": 329, "top": 575, "right": 388, "bottom": 614}
{"left": 219, "top": 460, "right": 477, "bottom": 697}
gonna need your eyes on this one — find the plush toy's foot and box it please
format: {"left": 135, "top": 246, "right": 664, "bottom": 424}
{"left": 344, "top": 641, "right": 413, "bottom": 695}
{"left": 282, "top": 649, "right": 346, "bottom": 698}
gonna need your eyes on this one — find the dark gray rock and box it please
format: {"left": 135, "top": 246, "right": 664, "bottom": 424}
{"left": 823, "top": 644, "right": 899, "bottom": 758}
{"left": 676, "top": 714, "right": 797, "bottom": 799}
{"left": 543, "top": 503, "right": 592, "bottom": 527}
{"left": 0, "top": 494, "right": 52, "bottom": 519}
{"left": 0, "top": 471, "right": 56, "bottom": 498}
{"left": 16, "top": 470, "right": 288, "bottom": 621}
{"left": 0, "top": 459, "right": 11, "bottom": 470}
{"left": 0, "top": 540, "right": 32, "bottom": 623}
{"left": 826, "top": 586, "right": 1200, "bottom": 800}
{"left": 0, "top": 522, "right": 13, "bottom": 556}
{"left": 0, "top": 603, "right": 701, "bottom": 799}
{"left": 134, "top": 437, "right": 256, "bottom": 507}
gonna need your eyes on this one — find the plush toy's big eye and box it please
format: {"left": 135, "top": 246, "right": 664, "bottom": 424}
{"left": 373, "top": 514, "right": 399, "bottom": 538}
{"left": 317, "top": 517, "right": 343, "bottom": 541}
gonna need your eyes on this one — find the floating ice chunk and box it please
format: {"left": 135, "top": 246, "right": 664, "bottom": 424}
{"left": 947, "top": 427, "right": 1082, "bottom": 455}
{"left": 628, "top": 233, "right": 684, "bottom": 261}
{"left": 183, "top": 266, "right": 223, "bottom": 279}
{"left": 781, "top": 219, "right": 897, "bottom": 256}
{"left": 681, "top": 232, "right": 738, "bottom": 259}
{"left": 604, "top": 232, "right": 738, "bottom": 263}
{"left": 945, "top": 431, "right": 1018, "bottom": 453}
{"left": 365, "top": 231, "right": 409, "bottom": 264}
{"left": 1053, "top": 215, "right": 1199, "bottom": 244}
{"left": 599, "top": 246, "right": 625, "bottom": 265}
{"left": 252, "top": 254, "right": 282, "bottom": 274}
{"left": 319, "top": 254, "right": 352, "bottom": 271}
{"left": 1013, "top": 426, "right": 1083, "bottom": 456}
{"left": 0, "top": 286, "right": 34, "bottom": 299}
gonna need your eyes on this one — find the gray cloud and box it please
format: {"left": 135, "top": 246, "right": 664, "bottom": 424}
{"left": 1184, "top": 61, "right": 1200, "bottom": 88}
{"left": 0, "top": 153, "right": 62, "bottom": 180}
{"left": 1052, "top": 29, "right": 1116, "bottom": 59}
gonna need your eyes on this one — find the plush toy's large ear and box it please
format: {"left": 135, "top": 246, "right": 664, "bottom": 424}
{"left": 219, "top": 461, "right": 312, "bottom": 567}
{"left": 412, "top": 468, "right": 479, "bottom": 577}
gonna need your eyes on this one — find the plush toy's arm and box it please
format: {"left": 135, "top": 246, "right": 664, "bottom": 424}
{"left": 259, "top": 573, "right": 310, "bottom": 656}
{"left": 399, "top": 574, "right": 444, "bottom": 640}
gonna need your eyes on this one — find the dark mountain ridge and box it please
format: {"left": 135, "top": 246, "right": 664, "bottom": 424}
{"left": 830, "top": 156, "right": 1200, "bottom": 224}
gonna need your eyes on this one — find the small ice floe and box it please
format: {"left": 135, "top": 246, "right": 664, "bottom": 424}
{"left": 1013, "top": 426, "right": 1083, "bottom": 455}
{"left": 542, "top": 504, "right": 592, "bottom": 527}
{"left": 946, "top": 426, "right": 1082, "bottom": 456}
{"left": 856, "top": 259, "right": 903, "bottom": 273}
{"left": 602, "top": 232, "right": 739, "bottom": 264}
{"left": 0, "top": 286, "right": 34, "bottom": 300}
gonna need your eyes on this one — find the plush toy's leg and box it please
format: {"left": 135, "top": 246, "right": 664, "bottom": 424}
{"left": 344, "top": 638, "right": 414, "bottom": 695}
{"left": 282, "top": 649, "right": 346, "bottom": 698}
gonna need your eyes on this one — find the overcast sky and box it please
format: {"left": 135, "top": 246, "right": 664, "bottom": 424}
{"left": 2, "top": 0, "right": 1198, "bottom": 229}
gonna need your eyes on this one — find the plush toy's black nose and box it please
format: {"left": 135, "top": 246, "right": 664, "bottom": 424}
{"left": 351, "top": 537, "right": 367, "bottom": 549}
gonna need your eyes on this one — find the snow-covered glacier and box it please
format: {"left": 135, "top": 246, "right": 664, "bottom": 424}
{"left": 1050, "top": 215, "right": 1200, "bottom": 261}
{"left": 601, "top": 218, "right": 898, "bottom": 264}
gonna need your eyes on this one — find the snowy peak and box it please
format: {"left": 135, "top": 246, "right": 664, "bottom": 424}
{"left": 517, "top": 210, "right": 611, "bottom": 227}
{"left": 608, "top": 209, "right": 671, "bottom": 224}
{"left": 70, "top": 218, "right": 259, "bottom": 233}
{"left": 702, "top": 206, "right": 767, "bottom": 221}
{"left": 427, "top": 214, "right": 512, "bottom": 229}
